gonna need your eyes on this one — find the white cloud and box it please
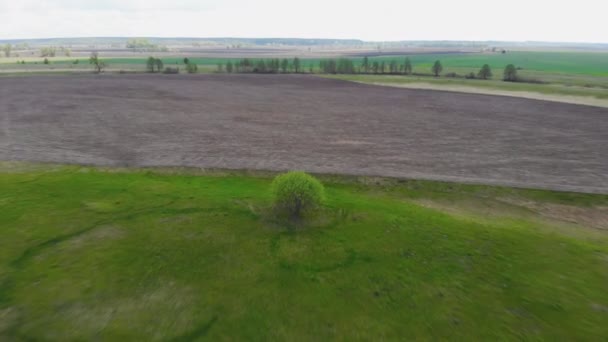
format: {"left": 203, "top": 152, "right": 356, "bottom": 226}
{"left": 0, "top": 0, "right": 607, "bottom": 42}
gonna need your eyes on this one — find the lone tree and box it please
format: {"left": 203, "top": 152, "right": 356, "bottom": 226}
{"left": 271, "top": 171, "right": 325, "bottom": 220}
{"left": 183, "top": 57, "right": 189, "bottom": 65}
{"left": 362, "top": 56, "right": 370, "bottom": 73}
{"left": 2, "top": 44, "right": 11, "bottom": 57}
{"left": 404, "top": 57, "right": 412, "bottom": 75}
{"left": 155, "top": 58, "right": 164, "bottom": 73}
{"left": 89, "top": 52, "right": 106, "bottom": 73}
{"left": 146, "top": 57, "right": 156, "bottom": 72}
{"left": 432, "top": 60, "right": 443, "bottom": 77}
{"left": 186, "top": 62, "right": 198, "bottom": 74}
{"left": 503, "top": 64, "right": 518, "bottom": 82}
{"left": 372, "top": 61, "right": 379, "bottom": 74}
{"left": 478, "top": 64, "right": 492, "bottom": 80}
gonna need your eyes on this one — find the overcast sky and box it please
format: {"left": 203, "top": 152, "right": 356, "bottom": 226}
{"left": 1, "top": 0, "right": 607, "bottom": 42}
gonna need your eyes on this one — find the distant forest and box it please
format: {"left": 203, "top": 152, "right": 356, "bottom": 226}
{"left": 1, "top": 37, "right": 607, "bottom": 50}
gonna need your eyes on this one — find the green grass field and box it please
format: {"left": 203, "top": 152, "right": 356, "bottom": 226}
{"left": 323, "top": 74, "right": 608, "bottom": 103}
{"left": 1, "top": 164, "right": 607, "bottom": 340}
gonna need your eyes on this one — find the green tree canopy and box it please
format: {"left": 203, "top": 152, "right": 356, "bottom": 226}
{"left": 432, "top": 60, "right": 443, "bottom": 77}
{"left": 503, "top": 64, "right": 518, "bottom": 82}
{"left": 478, "top": 64, "right": 492, "bottom": 80}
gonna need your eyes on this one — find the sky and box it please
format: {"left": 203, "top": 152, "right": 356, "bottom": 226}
{"left": 1, "top": 0, "right": 607, "bottom": 43}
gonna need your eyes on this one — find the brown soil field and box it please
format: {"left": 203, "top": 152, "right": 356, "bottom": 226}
{"left": 1, "top": 74, "right": 607, "bottom": 193}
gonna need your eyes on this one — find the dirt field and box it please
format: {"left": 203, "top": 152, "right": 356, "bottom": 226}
{"left": 1, "top": 74, "right": 606, "bottom": 193}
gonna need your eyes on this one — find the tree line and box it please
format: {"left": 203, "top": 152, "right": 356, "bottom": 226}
{"left": 93, "top": 52, "right": 522, "bottom": 81}
{"left": 212, "top": 57, "right": 519, "bottom": 81}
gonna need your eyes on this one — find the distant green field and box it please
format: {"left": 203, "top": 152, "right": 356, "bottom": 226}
{"left": 106, "top": 52, "right": 608, "bottom": 76}
{"left": 1, "top": 164, "right": 608, "bottom": 340}
{"left": 379, "top": 51, "right": 608, "bottom": 77}
{"left": 324, "top": 74, "right": 608, "bottom": 102}
{"left": 4, "top": 51, "right": 607, "bottom": 76}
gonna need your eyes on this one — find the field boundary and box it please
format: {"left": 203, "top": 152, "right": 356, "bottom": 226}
{"left": 342, "top": 80, "right": 608, "bottom": 108}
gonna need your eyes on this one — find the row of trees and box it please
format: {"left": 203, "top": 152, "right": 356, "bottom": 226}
{"left": 145, "top": 56, "right": 199, "bottom": 74}
{"left": 0, "top": 43, "right": 31, "bottom": 57}
{"left": 217, "top": 57, "right": 303, "bottom": 73}
{"left": 93, "top": 52, "right": 520, "bottom": 81}
{"left": 39, "top": 47, "right": 72, "bottom": 57}
{"left": 2, "top": 44, "right": 11, "bottom": 57}
{"left": 0, "top": 44, "right": 73, "bottom": 58}
{"left": 127, "top": 38, "right": 168, "bottom": 52}
{"left": 146, "top": 57, "right": 164, "bottom": 73}
{"left": 213, "top": 57, "right": 518, "bottom": 82}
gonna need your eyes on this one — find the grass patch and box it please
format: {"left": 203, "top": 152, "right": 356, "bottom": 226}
{"left": 323, "top": 74, "right": 608, "bottom": 103}
{"left": 1, "top": 164, "right": 607, "bottom": 339}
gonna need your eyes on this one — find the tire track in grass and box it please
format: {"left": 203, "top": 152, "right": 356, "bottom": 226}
{"left": 10, "top": 200, "right": 177, "bottom": 268}
{"left": 170, "top": 315, "right": 218, "bottom": 342}
{"left": 0, "top": 200, "right": 177, "bottom": 304}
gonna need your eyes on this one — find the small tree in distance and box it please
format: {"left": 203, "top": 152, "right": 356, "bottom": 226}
{"left": 3, "top": 44, "right": 12, "bottom": 57}
{"left": 293, "top": 57, "right": 301, "bottom": 73}
{"left": 183, "top": 57, "right": 189, "bottom": 65}
{"left": 362, "top": 56, "right": 370, "bottom": 74}
{"left": 432, "top": 60, "right": 443, "bottom": 77}
{"left": 186, "top": 62, "right": 198, "bottom": 74}
{"left": 146, "top": 57, "right": 156, "bottom": 72}
{"left": 503, "top": 64, "right": 518, "bottom": 82}
{"left": 154, "top": 58, "right": 164, "bottom": 73}
{"left": 404, "top": 57, "right": 412, "bottom": 75}
{"left": 89, "top": 52, "right": 106, "bottom": 73}
{"left": 478, "top": 64, "right": 492, "bottom": 80}
{"left": 372, "top": 61, "right": 379, "bottom": 74}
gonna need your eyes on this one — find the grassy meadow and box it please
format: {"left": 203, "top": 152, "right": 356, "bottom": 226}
{"left": 1, "top": 163, "right": 607, "bottom": 340}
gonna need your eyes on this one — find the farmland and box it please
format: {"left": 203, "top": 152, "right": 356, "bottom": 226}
{"left": 1, "top": 74, "right": 606, "bottom": 193}
{"left": 2, "top": 40, "right": 608, "bottom": 340}
{"left": 2, "top": 50, "right": 607, "bottom": 106}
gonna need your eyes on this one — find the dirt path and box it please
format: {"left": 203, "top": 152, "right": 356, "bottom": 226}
{"left": 363, "top": 82, "right": 608, "bottom": 108}
{"left": 1, "top": 74, "right": 606, "bottom": 193}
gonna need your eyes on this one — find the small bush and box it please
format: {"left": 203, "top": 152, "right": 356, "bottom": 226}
{"left": 186, "top": 63, "right": 198, "bottom": 74}
{"left": 271, "top": 171, "right": 325, "bottom": 219}
{"left": 163, "top": 67, "right": 179, "bottom": 74}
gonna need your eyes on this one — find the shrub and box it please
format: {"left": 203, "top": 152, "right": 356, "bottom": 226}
{"left": 271, "top": 171, "right": 325, "bottom": 219}
{"left": 186, "top": 63, "right": 198, "bottom": 74}
{"left": 503, "top": 64, "right": 518, "bottom": 82}
{"left": 163, "top": 67, "right": 179, "bottom": 74}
